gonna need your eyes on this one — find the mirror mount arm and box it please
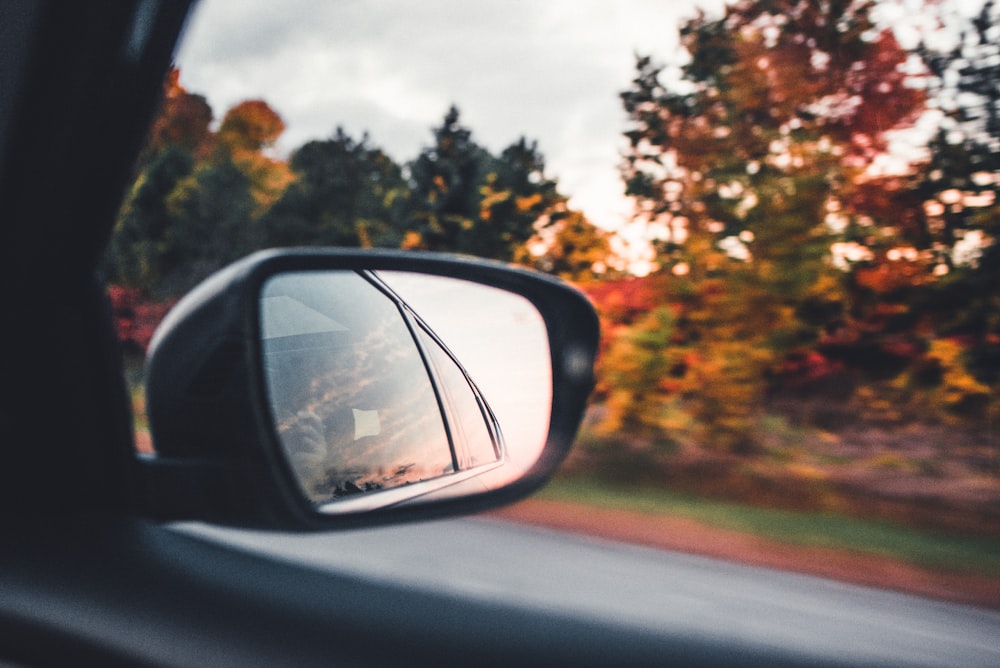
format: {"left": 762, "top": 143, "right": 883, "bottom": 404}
{"left": 132, "top": 457, "right": 230, "bottom": 523}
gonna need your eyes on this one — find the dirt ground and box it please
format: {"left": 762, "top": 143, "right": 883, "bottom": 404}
{"left": 488, "top": 496, "right": 1000, "bottom": 611}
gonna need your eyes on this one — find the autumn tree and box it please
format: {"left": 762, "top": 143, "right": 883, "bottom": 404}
{"left": 516, "top": 209, "right": 617, "bottom": 281}
{"left": 613, "top": 0, "right": 926, "bottom": 450}
{"left": 826, "top": 0, "right": 1000, "bottom": 424}
{"left": 106, "top": 73, "right": 291, "bottom": 297}
{"left": 215, "top": 99, "right": 293, "bottom": 214}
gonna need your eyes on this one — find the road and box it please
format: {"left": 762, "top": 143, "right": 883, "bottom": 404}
{"left": 176, "top": 516, "right": 1000, "bottom": 668}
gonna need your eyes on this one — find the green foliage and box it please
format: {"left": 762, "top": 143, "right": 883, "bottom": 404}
{"left": 161, "top": 154, "right": 262, "bottom": 288}
{"left": 106, "top": 147, "right": 194, "bottom": 290}
{"left": 540, "top": 476, "right": 1000, "bottom": 576}
{"left": 261, "top": 128, "right": 409, "bottom": 248}
{"left": 108, "top": 143, "right": 271, "bottom": 296}
{"left": 598, "top": 307, "right": 688, "bottom": 439}
{"left": 402, "top": 107, "right": 568, "bottom": 262}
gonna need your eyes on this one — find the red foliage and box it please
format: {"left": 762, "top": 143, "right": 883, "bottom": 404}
{"left": 776, "top": 349, "right": 843, "bottom": 386}
{"left": 582, "top": 274, "right": 671, "bottom": 325}
{"left": 880, "top": 338, "right": 923, "bottom": 361}
{"left": 845, "top": 177, "right": 928, "bottom": 243}
{"left": 107, "top": 285, "right": 176, "bottom": 353}
{"left": 847, "top": 32, "right": 927, "bottom": 152}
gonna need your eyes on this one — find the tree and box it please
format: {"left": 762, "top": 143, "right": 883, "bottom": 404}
{"left": 106, "top": 147, "right": 195, "bottom": 290}
{"left": 262, "top": 128, "right": 409, "bottom": 248}
{"left": 144, "top": 68, "right": 213, "bottom": 157}
{"left": 157, "top": 153, "right": 260, "bottom": 293}
{"left": 215, "top": 99, "right": 293, "bottom": 215}
{"left": 404, "top": 106, "right": 492, "bottom": 252}
{"left": 105, "top": 70, "right": 209, "bottom": 290}
{"left": 597, "top": 306, "right": 688, "bottom": 440}
{"left": 516, "top": 209, "right": 617, "bottom": 281}
{"left": 913, "top": 0, "right": 1000, "bottom": 390}
{"left": 616, "top": 0, "right": 926, "bottom": 450}
{"left": 404, "top": 107, "right": 566, "bottom": 262}
{"left": 106, "top": 76, "right": 291, "bottom": 297}
{"left": 217, "top": 100, "right": 286, "bottom": 152}
{"left": 107, "top": 80, "right": 587, "bottom": 301}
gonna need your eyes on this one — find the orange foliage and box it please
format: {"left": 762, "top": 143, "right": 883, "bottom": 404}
{"left": 218, "top": 99, "right": 286, "bottom": 151}
{"left": 854, "top": 259, "right": 933, "bottom": 294}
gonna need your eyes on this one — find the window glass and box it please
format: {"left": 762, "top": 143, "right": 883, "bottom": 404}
{"left": 112, "top": 0, "right": 1000, "bottom": 596}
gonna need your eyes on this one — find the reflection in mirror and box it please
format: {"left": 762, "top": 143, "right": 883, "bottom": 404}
{"left": 261, "top": 271, "right": 455, "bottom": 505}
{"left": 259, "top": 270, "right": 550, "bottom": 511}
{"left": 378, "top": 272, "right": 552, "bottom": 484}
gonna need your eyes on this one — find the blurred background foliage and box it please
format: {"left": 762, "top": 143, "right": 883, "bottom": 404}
{"left": 104, "top": 72, "right": 614, "bottom": 301}
{"left": 106, "top": 0, "right": 999, "bottom": 531}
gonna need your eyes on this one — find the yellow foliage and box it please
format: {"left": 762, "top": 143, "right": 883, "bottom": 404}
{"left": 515, "top": 193, "right": 543, "bottom": 212}
{"left": 787, "top": 463, "right": 828, "bottom": 481}
{"left": 926, "top": 339, "right": 991, "bottom": 411}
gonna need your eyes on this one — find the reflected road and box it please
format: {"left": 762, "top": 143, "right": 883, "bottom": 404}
{"left": 176, "top": 516, "right": 1000, "bottom": 668}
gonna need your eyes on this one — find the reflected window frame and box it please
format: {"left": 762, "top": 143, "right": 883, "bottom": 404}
{"left": 363, "top": 270, "right": 506, "bottom": 468}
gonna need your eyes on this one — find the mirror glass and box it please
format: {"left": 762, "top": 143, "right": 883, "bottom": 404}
{"left": 260, "top": 270, "right": 552, "bottom": 511}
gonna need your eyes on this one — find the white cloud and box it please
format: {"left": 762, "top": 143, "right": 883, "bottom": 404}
{"left": 174, "top": 0, "right": 719, "bottom": 230}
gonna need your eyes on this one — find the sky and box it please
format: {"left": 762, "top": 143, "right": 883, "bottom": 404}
{"left": 173, "top": 0, "right": 722, "bottom": 236}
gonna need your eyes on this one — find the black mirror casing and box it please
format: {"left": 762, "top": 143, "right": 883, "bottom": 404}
{"left": 140, "top": 248, "right": 598, "bottom": 530}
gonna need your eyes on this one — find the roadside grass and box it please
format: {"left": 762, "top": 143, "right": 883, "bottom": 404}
{"left": 123, "top": 352, "right": 153, "bottom": 453}
{"left": 539, "top": 475, "right": 1000, "bottom": 577}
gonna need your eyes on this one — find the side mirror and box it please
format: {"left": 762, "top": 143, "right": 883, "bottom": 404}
{"left": 139, "top": 249, "right": 598, "bottom": 529}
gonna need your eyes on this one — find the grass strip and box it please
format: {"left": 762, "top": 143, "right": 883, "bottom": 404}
{"left": 538, "top": 475, "right": 1000, "bottom": 577}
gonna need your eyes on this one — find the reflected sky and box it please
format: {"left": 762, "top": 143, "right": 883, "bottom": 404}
{"left": 379, "top": 271, "right": 553, "bottom": 479}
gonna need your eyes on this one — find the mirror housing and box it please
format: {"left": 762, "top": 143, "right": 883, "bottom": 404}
{"left": 138, "top": 248, "right": 598, "bottom": 530}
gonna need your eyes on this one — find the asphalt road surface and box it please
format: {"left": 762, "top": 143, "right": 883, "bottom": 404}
{"left": 176, "top": 516, "right": 1000, "bottom": 667}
